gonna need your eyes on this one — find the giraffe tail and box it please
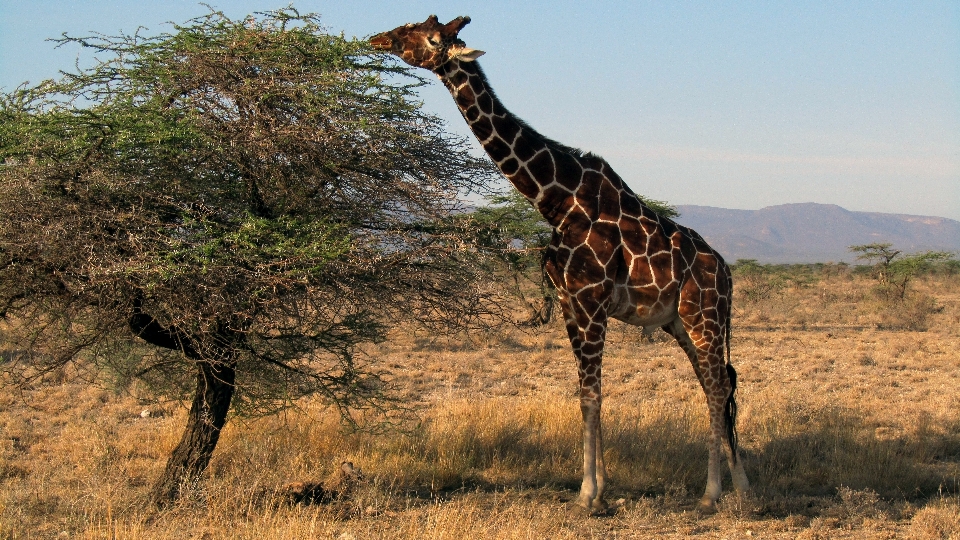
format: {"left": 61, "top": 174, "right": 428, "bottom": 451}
{"left": 724, "top": 363, "right": 739, "bottom": 464}
{"left": 724, "top": 295, "right": 739, "bottom": 464}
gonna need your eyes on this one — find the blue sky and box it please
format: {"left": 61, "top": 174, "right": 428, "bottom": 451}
{"left": 2, "top": 1, "right": 958, "bottom": 220}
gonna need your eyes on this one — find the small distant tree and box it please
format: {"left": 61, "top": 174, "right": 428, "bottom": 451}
{"left": 638, "top": 197, "right": 681, "bottom": 221}
{"left": 850, "top": 243, "right": 954, "bottom": 299}
{"left": 849, "top": 243, "right": 902, "bottom": 285}
{"left": 731, "top": 259, "right": 788, "bottom": 303}
{"left": 0, "top": 9, "right": 502, "bottom": 505}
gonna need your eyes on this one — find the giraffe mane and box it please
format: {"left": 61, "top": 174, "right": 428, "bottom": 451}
{"left": 468, "top": 62, "right": 597, "bottom": 161}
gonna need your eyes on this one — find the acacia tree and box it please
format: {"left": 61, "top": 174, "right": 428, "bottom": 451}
{"left": 850, "top": 243, "right": 954, "bottom": 299}
{"left": 849, "top": 243, "right": 902, "bottom": 285}
{"left": 0, "top": 9, "right": 501, "bottom": 504}
{"left": 468, "top": 191, "right": 555, "bottom": 325}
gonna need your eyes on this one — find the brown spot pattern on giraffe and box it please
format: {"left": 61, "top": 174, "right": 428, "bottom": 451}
{"left": 493, "top": 115, "right": 520, "bottom": 142}
{"left": 484, "top": 136, "right": 512, "bottom": 162}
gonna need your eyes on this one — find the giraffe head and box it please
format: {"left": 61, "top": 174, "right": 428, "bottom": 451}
{"left": 370, "top": 15, "right": 485, "bottom": 71}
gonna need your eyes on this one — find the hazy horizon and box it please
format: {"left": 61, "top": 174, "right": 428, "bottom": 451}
{"left": 675, "top": 201, "right": 960, "bottom": 221}
{"left": 674, "top": 202, "right": 960, "bottom": 264}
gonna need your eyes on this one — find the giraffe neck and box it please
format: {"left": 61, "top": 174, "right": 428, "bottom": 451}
{"left": 436, "top": 60, "right": 580, "bottom": 225}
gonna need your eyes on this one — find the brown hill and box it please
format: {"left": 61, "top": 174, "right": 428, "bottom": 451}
{"left": 674, "top": 203, "right": 960, "bottom": 263}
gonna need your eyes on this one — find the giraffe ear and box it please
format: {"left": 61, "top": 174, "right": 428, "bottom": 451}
{"left": 455, "top": 48, "right": 485, "bottom": 61}
{"left": 444, "top": 16, "right": 472, "bottom": 34}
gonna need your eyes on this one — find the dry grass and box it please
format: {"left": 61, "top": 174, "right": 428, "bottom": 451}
{"left": 2, "top": 272, "right": 960, "bottom": 538}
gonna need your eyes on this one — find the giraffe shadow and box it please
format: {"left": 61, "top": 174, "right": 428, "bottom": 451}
{"left": 610, "top": 405, "right": 959, "bottom": 506}
{"left": 745, "top": 407, "right": 960, "bottom": 504}
{"left": 412, "top": 408, "right": 716, "bottom": 501}
{"left": 407, "top": 405, "right": 960, "bottom": 514}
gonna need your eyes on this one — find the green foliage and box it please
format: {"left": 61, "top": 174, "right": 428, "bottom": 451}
{"left": 731, "top": 259, "right": 790, "bottom": 303}
{"left": 0, "top": 8, "right": 500, "bottom": 420}
{"left": 850, "top": 243, "right": 902, "bottom": 267}
{"left": 470, "top": 191, "right": 552, "bottom": 273}
{"left": 639, "top": 196, "right": 681, "bottom": 219}
{"left": 730, "top": 259, "right": 849, "bottom": 304}
{"left": 849, "top": 244, "right": 955, "bottom": 299}
{"left": 937, "top": 259, "right": 960, "bottom": 275}
{"left": 466, "top": 191, "right": 555, "bottom": 325}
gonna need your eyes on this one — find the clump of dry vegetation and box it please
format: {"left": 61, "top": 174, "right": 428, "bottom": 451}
{"left": 2, "top": 266, "right": 959, "bottom": 538}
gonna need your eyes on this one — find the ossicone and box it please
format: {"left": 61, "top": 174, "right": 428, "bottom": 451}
{"left": 444, "top": 16, "right": 471, "bottom": 35}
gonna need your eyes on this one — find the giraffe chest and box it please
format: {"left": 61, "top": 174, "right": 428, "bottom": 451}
{"left": 547, "top": 213, "right": 685, "bottom": 327}
{"left": 548, "top": 224, "right": 682, "bottom": 327}
{"left": 609, "top": 254, "right": 682, "bottom": 328}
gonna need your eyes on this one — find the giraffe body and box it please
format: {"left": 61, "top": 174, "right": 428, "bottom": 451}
{"left": 372, "top": 16, "right": 750, "bottom": 512}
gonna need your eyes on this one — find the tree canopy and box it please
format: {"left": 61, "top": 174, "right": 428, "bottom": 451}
{"left": 0, "top": 8, "right": 501, "bottom": 503}
{"left": 850, "top": 243, "right": 954, "bottom": 299}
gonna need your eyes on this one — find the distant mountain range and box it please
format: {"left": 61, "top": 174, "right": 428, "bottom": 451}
{"left": 673, "top": 203, "right": 960, "bottom": 264}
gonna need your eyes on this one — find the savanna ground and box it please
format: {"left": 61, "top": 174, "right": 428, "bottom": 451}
{"left": 2, "top": 266, "right": 960, "bottom": 539}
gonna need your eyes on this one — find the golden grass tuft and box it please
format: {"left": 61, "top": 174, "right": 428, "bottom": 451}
{"left": 909, "top": 497, "right": 960, "bottom": 539}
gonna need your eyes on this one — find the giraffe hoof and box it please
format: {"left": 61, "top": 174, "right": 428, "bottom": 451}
{"left": 592, "top": 497, "right": 626, "bottom": 516}
{"left": 569, "top": 496, "right": 618, "bottom": 517}
{"left": 697, "top": 498, "right": 718, "bottom": 515}
{"left": 566, "top": 500, "right": 594, "bottom": 518}
{"left": 568, "top": 497, "right": 612, "bottom": 518}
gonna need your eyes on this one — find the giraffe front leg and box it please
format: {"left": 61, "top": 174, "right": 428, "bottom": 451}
{"left": 578, "top": 396, "right": 598, "bottom": 507}
{"left": 573, "top": 326, "right": 608, "bottom": 513}
{"left": 590, "top": 406, "right": 607, "bottom": 512}
{"left": 578, "top": 393, "right": 607, "bottom": 512}
{"left": 552, "top": 279, "right": 610, "bottom": 514}
{"left": 595, "top": 414, "right": 608, "bottom": 507}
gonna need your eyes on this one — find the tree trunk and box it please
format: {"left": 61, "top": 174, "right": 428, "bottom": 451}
{"left": 522, "top": 293, "right": 554, "bottom": 327}
{"left": 151, "top": 357, "right": 236, "bottom": 506}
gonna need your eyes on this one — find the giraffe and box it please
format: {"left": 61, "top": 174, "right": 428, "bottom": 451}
{"left": 371, "top": 15, "right": 750, "bottom": 513}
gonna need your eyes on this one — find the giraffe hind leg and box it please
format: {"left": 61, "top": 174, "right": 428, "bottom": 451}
{"left": 723, "top": 363, "right": 750, "bottom": 494}
{"left": 663, "top": 317, "right": 748, "bottom": 511}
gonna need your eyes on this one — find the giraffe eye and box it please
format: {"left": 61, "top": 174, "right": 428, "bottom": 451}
{"left": 427, "top": 35, "right": 441, "bottom": 47}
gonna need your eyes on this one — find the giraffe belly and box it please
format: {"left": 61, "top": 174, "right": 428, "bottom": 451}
{"left": 611, "top": 305, "right": 677, "bottom": 330}
{"left": 608, "top": 283, "right": 678, "bottom": 329}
